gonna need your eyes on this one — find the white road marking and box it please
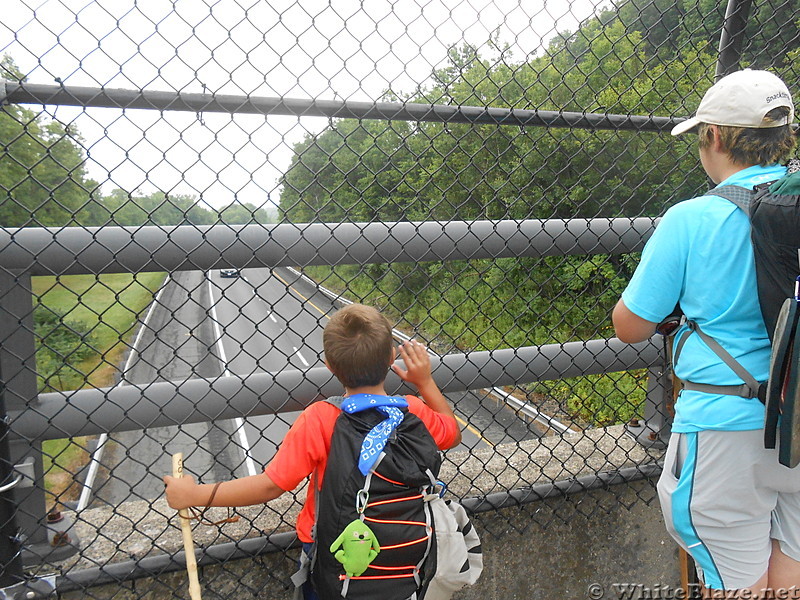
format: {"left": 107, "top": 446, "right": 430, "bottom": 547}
{"left": 293, "top": 347, "right": 310, "bottom": 367}
{"left": 78, "top": 274, "right": 172, "bottom": 512}
{"left": 208, "top": 276, "right": 258, "bottom": 477}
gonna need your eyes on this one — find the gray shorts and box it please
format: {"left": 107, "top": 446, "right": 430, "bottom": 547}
{"left": 657, "top": 429, "right": 800, "bottom": 590}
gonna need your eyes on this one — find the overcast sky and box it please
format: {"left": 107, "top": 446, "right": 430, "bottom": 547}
{"left": 2, "top": 0, "right": 601, "bottom": 211}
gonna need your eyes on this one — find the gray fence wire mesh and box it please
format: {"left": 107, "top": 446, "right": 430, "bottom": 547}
{"left": 0, "top": 0, "right": 798, "bottom": 597}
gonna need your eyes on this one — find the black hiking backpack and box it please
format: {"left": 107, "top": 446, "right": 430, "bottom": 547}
{"left": 672, "top": 162, "right": 800, "bottom": 465}
{"left": 714, "top": 169, "right": 800, "bottom": 340}
{"left": 308, "top": 396, "right": 442, "bottom": 600}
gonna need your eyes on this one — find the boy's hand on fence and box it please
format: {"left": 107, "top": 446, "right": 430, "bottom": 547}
{"left": 392, "top": 339, "right": 461, "bottom": 447}
{"left": 163, "top": 474, "right": 198, "bottom": 510}
{"left": 392, "top": 339, "right": 434, "bottom": 388}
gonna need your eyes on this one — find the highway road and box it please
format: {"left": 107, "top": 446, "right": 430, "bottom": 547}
{"left": 87, "top": 267, "right": 545, "bottom": 508}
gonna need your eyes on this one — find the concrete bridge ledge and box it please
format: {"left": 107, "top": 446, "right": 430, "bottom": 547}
{"left": 49, "top": 425, "right": 677, "bottom": 599}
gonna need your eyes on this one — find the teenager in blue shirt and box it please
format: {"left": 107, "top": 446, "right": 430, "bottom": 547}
{"left": 614, "top": 69, "right": 799, "bottom": 597}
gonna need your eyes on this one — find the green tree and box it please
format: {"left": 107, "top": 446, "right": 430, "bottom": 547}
{"left": 280, "top": 119, "right": 417, "bottom": 223}
{"left": 0, "top": 56, "right": 98, "bottom": 227}
{"left": 279, "top": 2, "right": 800, "bottom": 425}
{"left": 217, "top": 201, "right": 274, "bottom": 224}
{"left": 279, "top": 13, "right": 720, "bottom": 332}
{"left": 83, "top": 189, "right": 216, "bottom": 226}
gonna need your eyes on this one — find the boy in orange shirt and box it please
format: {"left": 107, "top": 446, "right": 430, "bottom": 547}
{"left": 164, "top": 303, "right": 462, "bottom": 599}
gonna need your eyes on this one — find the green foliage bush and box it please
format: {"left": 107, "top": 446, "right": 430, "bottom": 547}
{"left": 533, "top": 370, "right": 648, "bottom": 427}
{"left": 34, "top": 309, "right": 96, "bottom": 393}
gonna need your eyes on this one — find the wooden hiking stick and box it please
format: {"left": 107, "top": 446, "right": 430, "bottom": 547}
{"left": 172, "top": 453, "right": 202, "bottom": 600}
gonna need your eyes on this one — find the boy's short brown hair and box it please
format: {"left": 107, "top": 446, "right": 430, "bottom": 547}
{"left": 697, "top": 106, "right": 797, "bottom": 167}
{"left": 323, "top": 304, "right": 394, "bottom": 388}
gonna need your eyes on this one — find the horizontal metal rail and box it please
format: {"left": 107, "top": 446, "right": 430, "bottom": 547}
{"left": 1, "top": 80, "right": 681, "bottom": 132}
{"left": 42, "top": 462, "right": 661, "bottom": 598}
{"left": 491, "top": 386, "right": 575, "bottom": 434}
{"left": 13, "top": 338, "right": 660, "bottom": 441}
{"left": 460, "top": 461, "right": 663, "bottom": 513}
{"left": 0, "top": 218, "right": 656, "bottom": 276}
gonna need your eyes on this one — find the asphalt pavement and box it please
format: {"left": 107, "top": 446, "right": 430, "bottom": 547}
{"left": 87, "top": 267, "right": 543, "bottom": 507}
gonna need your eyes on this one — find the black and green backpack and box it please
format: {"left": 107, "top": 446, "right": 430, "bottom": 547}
{"left": 306, "top": 396, "right": 443, "bottom": 600}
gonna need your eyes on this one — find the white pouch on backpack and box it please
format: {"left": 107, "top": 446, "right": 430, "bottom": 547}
{"left": 423, "top": 495, "right": 483, "bottom": 600}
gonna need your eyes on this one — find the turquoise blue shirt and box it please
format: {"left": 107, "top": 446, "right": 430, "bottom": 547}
{"left": 622, "top": 164, "right": 786, "bottom": 432}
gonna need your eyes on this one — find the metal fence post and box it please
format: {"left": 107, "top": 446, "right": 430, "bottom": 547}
{"left": 625, "top": 356, "right": 672, "bottom": 450}
{"left": 0, "top": 358, "right": 23, "bottom": 589}
{"left": 715, "top": 0, "right": 754, "bottom": 80}
{"left": 0, "top": 270, "right": 50, "bottom": 563}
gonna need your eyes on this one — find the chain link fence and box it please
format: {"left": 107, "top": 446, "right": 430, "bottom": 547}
{"left": 0, "top": 0, "right": 798, "bottom": 597}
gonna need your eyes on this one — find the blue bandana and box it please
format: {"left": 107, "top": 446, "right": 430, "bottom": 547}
{"left": 341, "top": 393, "right": 408, "bottom": 475}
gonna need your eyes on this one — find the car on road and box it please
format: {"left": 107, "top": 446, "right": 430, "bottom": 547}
{"left": 219, "top": 269, "right": 239, "bottom": 278}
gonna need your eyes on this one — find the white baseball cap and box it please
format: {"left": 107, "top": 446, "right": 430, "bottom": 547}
{"left": 671, "top": 69, "right": 794, "bottom": 136}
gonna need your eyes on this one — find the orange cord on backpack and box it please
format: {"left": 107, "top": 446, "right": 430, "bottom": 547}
{"left": 344, "top": 469, "right": 433, "bottom": 581}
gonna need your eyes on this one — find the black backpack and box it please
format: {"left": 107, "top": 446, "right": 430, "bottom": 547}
{"left": 308, "top": 396, "right": 442, "bottom": 600}
{"left": 673, "top": 163, "right": 800, "bottom": 465}
{"left": 715, "top": 169, "right": 800, "bottom": 340}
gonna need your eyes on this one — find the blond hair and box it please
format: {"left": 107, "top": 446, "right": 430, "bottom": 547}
{"left": 697, "top": 106, "right": 797, "bottom": 166}
{"left": 323, "top": 304, "right": 394, "bottom": 388}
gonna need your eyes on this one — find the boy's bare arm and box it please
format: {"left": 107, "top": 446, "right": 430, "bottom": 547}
{"left": 392, "top": 339, "right": 462, "bottom": 446}
{"left": 612, "top": 299, "right": 657, "bottom": 343}
{"left": 163, "top": 471, "right": 284, "bottom": 510}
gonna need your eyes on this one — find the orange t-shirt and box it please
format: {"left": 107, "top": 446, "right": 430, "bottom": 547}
{"left": 264, "top": 395, "right": 459, "bottom": 542}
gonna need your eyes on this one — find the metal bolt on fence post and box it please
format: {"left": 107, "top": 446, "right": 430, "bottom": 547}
{"left": 49, "top": 532, "right": 70, "bottom": 548}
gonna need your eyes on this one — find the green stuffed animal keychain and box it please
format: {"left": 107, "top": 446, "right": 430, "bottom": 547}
{"left": 329, "top": 519, "right": 381, "bottom": 577}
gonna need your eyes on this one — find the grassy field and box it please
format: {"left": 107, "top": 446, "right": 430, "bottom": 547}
{"left": 31, "top": 271, "right": 166, "bottom": 503}
{"left": 32, "top": 272, "right": 166, "bottom": 389}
